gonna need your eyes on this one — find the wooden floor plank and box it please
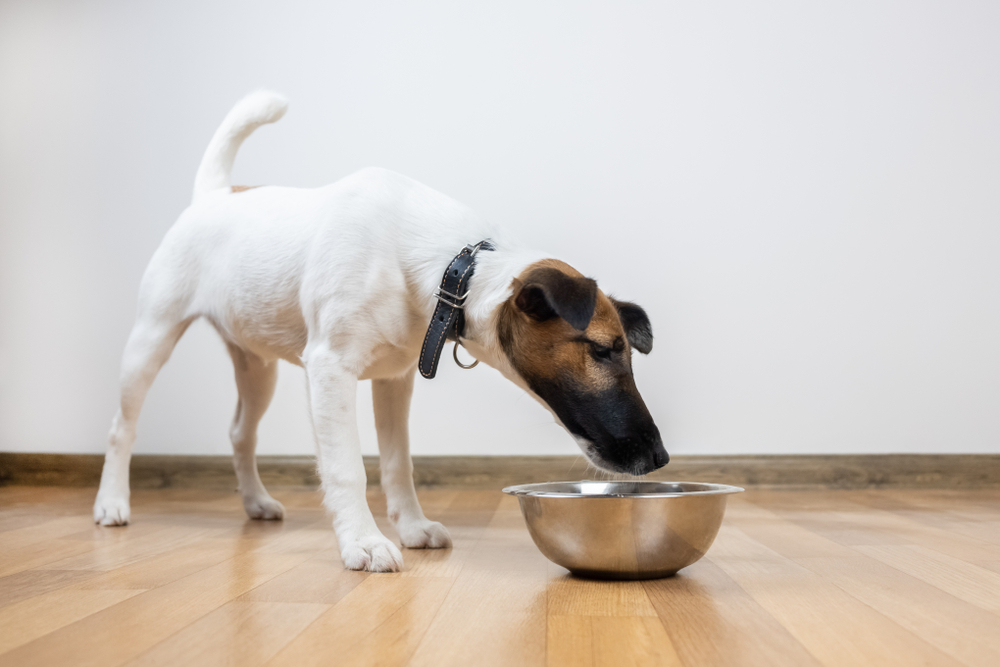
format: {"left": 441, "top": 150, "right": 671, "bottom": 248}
{"left": 0, "top": 587, "right": 145, "bottom": 654}
{"left": 709, "top": 525, "right": 965, "bottom": 667}
{"left": 0, "top": 509, "right": 44, "bottom": 533}
{"left": 978, "top": 560, "right": 1000, "bottom": 575}
{"left": 547, "top": 615, "right": 593, "bottom": 667}
{"left": 37, "top": 524, "right": 217, "bottom": 572}
{"left": 265, "top": 576, "right": 456, "bottom": 667}
{"left": 238, "top": 551, "right": 367, "bottom": 604}
{"left": 644, "top": 560, "right": 822, "bottom": 667}
{"left": 0, "top": 515, "right": 100, "bottom": 550}
{"left": 591, "top": 617, "right": 683, "bottom": 667}
{"left": 124, "top": 600, "right": 329, "bottom": 667}
{"left": 407, "top": 569, "right": 547, "bottom": 667}
{"left": 0, "top": 536, "right": 102, "bottom": 578}
{"left": 809, "top": 493, "right": 1000, "bottom": 561}
{"left": 74, "top": 539, "right": 256, "bottom": 591}
{"left": 0, "top": 551, "right": 313, "bottom": 667}
{"left": 737, "top": 497, "right": 1000, "bottom": 666}
{"left": 838, "top": 490, "right": 1000, "bottom": 546}
{"left": 407, "top": 496, "right": 547, "bottom": 667}
{"left": 547, "top": 579, "right": 658, "bottom": 617}
{"left": 796, "top": 554, "right": 1000, "bottom": 667}
{"left": 855, "top": 544, "right": 1000, "bottom": 612}
{"left": 461, "top": 494, "right": 550, "bottom": 573}
{"left": 2, "top": 486, "right": 999, "bottom": 666}
{"left": 0, "top": 569, "right": 99, "bottom": 608}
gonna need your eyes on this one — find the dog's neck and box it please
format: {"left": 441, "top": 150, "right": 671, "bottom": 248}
{"left": 412, "top": 241, "right": 548, "bottom": 383}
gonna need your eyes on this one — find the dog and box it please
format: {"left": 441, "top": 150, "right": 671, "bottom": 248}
{"left": 94, "top": 91, "right": 666, "bottom": 572}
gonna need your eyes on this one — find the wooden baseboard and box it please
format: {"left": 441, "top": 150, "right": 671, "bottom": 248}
{"left": 1, "top": 452, "right": 999, "bottom": 490}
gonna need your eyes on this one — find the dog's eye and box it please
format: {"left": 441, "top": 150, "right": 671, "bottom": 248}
{"left": 590, "top": 342, "right": 613, "bottom": 360}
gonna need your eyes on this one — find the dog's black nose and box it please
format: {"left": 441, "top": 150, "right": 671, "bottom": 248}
{"left": 644, "top": 424, "right": 667, "bottom": 468}
{"left": 652, "top": 444, "right": 669, "bottom": 469}
{"left": 635, "top": 428, "right": 668, "bottom": 474}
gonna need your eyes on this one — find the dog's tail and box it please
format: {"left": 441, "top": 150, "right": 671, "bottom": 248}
{"left": 192, "top": 90, "right": 288, "bottom": 202}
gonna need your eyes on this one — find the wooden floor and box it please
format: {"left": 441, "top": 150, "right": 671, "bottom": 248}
{"left": 1, "top": 486, "right": 999, "bottom": 666}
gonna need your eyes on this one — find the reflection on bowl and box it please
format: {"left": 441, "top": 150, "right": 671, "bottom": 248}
{"left": 503, "top": 481, "right": 744, "bottom": 580}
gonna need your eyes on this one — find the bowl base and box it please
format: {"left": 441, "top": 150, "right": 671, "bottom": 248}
{"left": 568, "top": 568, "right": 680, "bottom": 581}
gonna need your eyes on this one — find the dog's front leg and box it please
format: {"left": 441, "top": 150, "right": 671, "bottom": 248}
{"left": 373, "top": 368, "right": 452, "bottom": 549}
{"left": 305, "top": 346, "right": 403, "bottom": 572}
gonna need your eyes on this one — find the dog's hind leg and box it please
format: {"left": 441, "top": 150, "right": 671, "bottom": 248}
{"left": 226, "top": 344, "right": 284, "bottom": 520}
{"left": 94, "top": 316, "right": 192, "bottom": 526}
{"left": 373, "top": 368, "right": 451, "bottom": 549}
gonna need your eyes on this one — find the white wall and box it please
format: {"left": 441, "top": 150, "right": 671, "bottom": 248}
{"left": 1, "top": 0, "right": 998, "bottom": 458}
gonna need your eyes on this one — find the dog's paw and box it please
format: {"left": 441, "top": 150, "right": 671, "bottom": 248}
{"left": 243, "top": 495, "right": 285, "bottom": 521}
{"left": 341, "top": 535, "right": 404, "bottom": 572}
{"left": 397, "top": 519, "right": 452, "bottom": 549}
{"left": 93, "top": 495, "right": 130, "bottom": 526}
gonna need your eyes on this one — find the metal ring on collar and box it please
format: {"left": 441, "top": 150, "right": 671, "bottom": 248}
{"left": 453, "top": 340, "right": 479, "bottom": 369}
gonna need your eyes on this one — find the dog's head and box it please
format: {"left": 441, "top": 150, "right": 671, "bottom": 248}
{"left": 496, "top": 259, "right": 666, "bottom": 475}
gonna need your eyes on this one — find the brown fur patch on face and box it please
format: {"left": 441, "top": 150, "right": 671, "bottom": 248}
{"left": 498, "top": 259, "right": 630, "bottom": 393}
{"left": 231, "top": 185, "right": 262, "bottom": 193}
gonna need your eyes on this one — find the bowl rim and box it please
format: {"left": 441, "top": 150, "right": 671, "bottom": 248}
{"left": 502, "top": 480, "right": 746, "bottom": 498}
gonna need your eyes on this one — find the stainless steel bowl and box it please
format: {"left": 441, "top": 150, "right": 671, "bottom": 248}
{"left": 503, "top": 480, "right": 744, "bottom": 579}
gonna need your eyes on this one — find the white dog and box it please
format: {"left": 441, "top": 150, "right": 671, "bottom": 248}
{"left": 94, "top": 91, "right": 666, "bottom": 572}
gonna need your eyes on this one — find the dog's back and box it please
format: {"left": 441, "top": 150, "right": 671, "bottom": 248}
{"left": 142, "top": 90, "right": 493, "bottom": 365}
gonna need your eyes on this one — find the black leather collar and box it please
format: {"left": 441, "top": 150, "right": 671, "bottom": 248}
{"left": 418, "top": 240, "right": 494, "bottom": 379}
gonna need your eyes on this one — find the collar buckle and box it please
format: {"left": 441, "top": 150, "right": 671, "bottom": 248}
{"left": 433, "top": 286, "right": 470, "bottom": 309}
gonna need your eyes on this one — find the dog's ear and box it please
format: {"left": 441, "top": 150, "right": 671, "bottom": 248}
{"left": 514, "top": 267, "right": 597, "bottom": 331}
{"left": 609, "top": 297, "right": 653, "bottom": 354}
